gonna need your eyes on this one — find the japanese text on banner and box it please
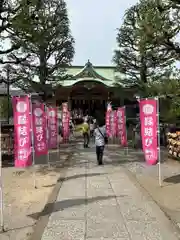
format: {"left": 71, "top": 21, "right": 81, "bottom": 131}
{"left": 139, "top": 99, "right": 158, "bottom": 165}
{"left": 62, "top": 111, "right": 70, "bottom": 141}
{"left": 117, "top": 107, "right": 127, "bottom": 147}
{"left": 47, "top": 107, "right": 58, "bottom": 149}
{"left": 32, "top": 103, "right": 48, "bottom": 156}
{"left": 106, "top": 110, "right": 111, "bottom": 137}
{"left": 12, "top": 96, "right": 32, "bottom": 168}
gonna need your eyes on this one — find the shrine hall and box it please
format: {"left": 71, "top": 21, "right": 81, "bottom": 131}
{"left": 55, "top": 60, "right": 137, "bottom": 119}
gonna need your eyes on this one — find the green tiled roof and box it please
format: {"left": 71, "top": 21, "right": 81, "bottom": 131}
{"left": 60, "top": 60, "right": 122, "bottom": 87}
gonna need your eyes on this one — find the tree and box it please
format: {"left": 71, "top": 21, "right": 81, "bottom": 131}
{"left": 0, "top": 0, "right": 29, "bottom": 64}
{"left": 113, "top": 1, "right": 175, "bottom": 96}
{"left": 8, "top": 0, "right": 75, "bottom": 99}
{"left": 0, "top": 96, "right": 13, "bottom": 120}
{"left": 139, "top": 0, "right": 180, "bottom": 60}
{"left": 0, "top": 0, "right": 17, "bottom": 57}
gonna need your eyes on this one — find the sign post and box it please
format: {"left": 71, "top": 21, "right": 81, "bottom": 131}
{"left": 29, "top": 96, "right": 36, "bottom": 189}
{"left": 156, "top": 97, "right": 162, "bottom": 187}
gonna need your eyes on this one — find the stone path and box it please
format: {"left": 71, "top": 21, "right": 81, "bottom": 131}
{"left": 107, "top": 146, "right": 180, "bottom": 231}
{"left": 41, "top": 146, "right": 180, "bottom": 240}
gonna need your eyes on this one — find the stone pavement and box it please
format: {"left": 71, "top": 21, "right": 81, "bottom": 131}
{"left": 107, "top": 146, "right": 180, "bottom": 230}
{"left": 41, "top": 146, "right": 180, "bottom": 240}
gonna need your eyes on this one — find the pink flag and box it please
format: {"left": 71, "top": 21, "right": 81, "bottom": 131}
{"left": 139, "top": 99, "right": 158, "bottom": 165}
{"left": 62, "top": 102, "right": 70, "bottom": 142}
{"left": 117, "top": 107, "right": 127, "bottom": 146}
{"left": 106, "top": 110, "right": 111, "bottom": 137}
{"left": 12, "top": 96, "right": 32, "bottom": 168}
{"left": 109, "top": 111, "right": 116, "bottom": 138}
{"left": 62, "top": 111, "right": 70, "bottom": 141}
{"left": 47, "top": 107, "right": 58, "bottom": 149}
{"left": 113, "top": 111, "right": 118, "bottom": 137}
{"left": 32, "top": 102, "right": 48, "bottom": 156}
{"left": 62, "top": 102, "right": 68, "bottom": 112}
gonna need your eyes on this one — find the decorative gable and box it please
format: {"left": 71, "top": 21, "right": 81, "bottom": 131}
{"left": 72, "top": 60, "right": 110, "bottom": 81}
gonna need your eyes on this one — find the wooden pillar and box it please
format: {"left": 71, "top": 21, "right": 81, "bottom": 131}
{"left": 108, "top": 91, "right": 110, "bottom": 101}
{"left": 68, "top": 96, "right": 71, "bottom": 111}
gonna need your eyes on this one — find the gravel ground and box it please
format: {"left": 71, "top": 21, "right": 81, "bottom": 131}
{"left": 0, "top": 147, "right": 73, "bottom": 240}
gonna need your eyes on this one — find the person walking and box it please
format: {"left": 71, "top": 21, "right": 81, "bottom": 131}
{"left": 94, "top": 121, "right": 107, "bottom": 165}
{"left": 82, "top": 119, "right": 90, "bottom": 148}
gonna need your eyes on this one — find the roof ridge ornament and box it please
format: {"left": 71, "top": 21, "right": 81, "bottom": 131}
{"left": 86, "top": 59, "right": 92, "bottom": 68}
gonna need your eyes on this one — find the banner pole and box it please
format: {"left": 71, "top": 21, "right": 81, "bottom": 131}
{"left": 29, "top": 95, "right": 37, "bottom": 189}
{"left": 56, "top": 107, "right": 59, "bottom": 161}
{"left": 156, "top": 97, "right": 162, "bottom": 187}
{"left": 0, "top": 121, "right": 5, "bottom": 232}
{"left": 45, "top": 105, "right": 50, "bottom": 168}
{"left": 124, "top": 106, "right": 129, "bottom": 155}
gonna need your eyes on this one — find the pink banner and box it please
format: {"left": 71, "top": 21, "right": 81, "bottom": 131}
{"left": 12, "top": 96, "right": 32, "bottom": 168}
{"left": 113, "top": 111, "right": 118, "bottom": 137}
{"left": 62, "top": 110, "right": 70, "bottom": 141}
{"left": 139, "top": 99, "right": 158, "bottom": 165}
{"left": 106, "top": 110, "right": 111, "bottom": 137}
{"left": 32, "top": 102, "right": 48, "bottom": 156}
{"left": 62, "top": 102, "right": 68, "bottom": 112}
{"left": 47, "top": 107, "right": 58, "bottom": 149}
{"left": 109, "top": 111, "right": 117, "bottom": 138}
{"left": 117, "top": 107, "right": 127, "bottom": 146}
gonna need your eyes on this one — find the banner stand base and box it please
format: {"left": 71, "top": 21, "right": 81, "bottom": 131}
{"left": 123, "top": 146, "right": 129, "bottom": 156}
{"left": 126, "top": 147, "right": 129, "bottom": 155}
{"left": 0, "top": 226, "right": 5, "bottom": 233}
{"left": 33, "top": 169, "right": 37, "bottom": 189}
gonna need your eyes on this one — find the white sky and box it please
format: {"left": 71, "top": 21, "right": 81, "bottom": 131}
{"left": 66, "top": 0, "right": 138, "bottom": 66}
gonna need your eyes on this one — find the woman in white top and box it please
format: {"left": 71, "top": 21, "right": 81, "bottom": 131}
{"left": 94, "top": 121, "right": 107, "bottom": 165}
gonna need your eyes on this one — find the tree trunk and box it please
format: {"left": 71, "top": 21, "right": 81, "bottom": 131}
{"left": 140, "top": 55, "right": 147, "bottom": 83}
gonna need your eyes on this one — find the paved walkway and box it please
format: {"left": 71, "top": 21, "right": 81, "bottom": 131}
{"left": 41, "top": 146, "right": 180, "bottom": 240}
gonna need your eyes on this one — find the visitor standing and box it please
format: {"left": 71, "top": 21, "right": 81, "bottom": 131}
{"left": 94, "top": 121, "right": 107, "bottom": 165}
{"left": 81, "top": 119, "right": 90, "bottom": 148}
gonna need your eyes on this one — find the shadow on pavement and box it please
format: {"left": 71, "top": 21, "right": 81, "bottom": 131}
{"left": 43, "top": 173, "right": 107, "bottom": 188}
{"left": 28, "top": 195, "right": 116, "bottom": 220}
{"left": 106, "top": 153, "right": 144, "bottom": 165}
{"left": 163, "top": 174, "right": 180, "bottom": 184}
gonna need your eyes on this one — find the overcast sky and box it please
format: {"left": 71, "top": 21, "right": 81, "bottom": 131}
{"left": 66, "top": 0, "right": 138, "bottom": 66}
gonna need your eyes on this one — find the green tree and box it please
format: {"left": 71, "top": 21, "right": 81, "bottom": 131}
{"left": 113, "top": 1, "right": 175, "bottom": 96}
{"left": 0, "top": 96, "right": 13, "bottom": 120}
{"left": 8, "top": 0, "right": 75, "bottom": 99}
{"left": 0, "top": 0, "right": 31, "bottom": 64}
{"left": 138, "top": 0, "right": 180, "bottom": 60}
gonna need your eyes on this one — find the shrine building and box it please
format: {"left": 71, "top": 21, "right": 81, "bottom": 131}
{"left": 55, "top": 60, "right": 137, "bottom": 119}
